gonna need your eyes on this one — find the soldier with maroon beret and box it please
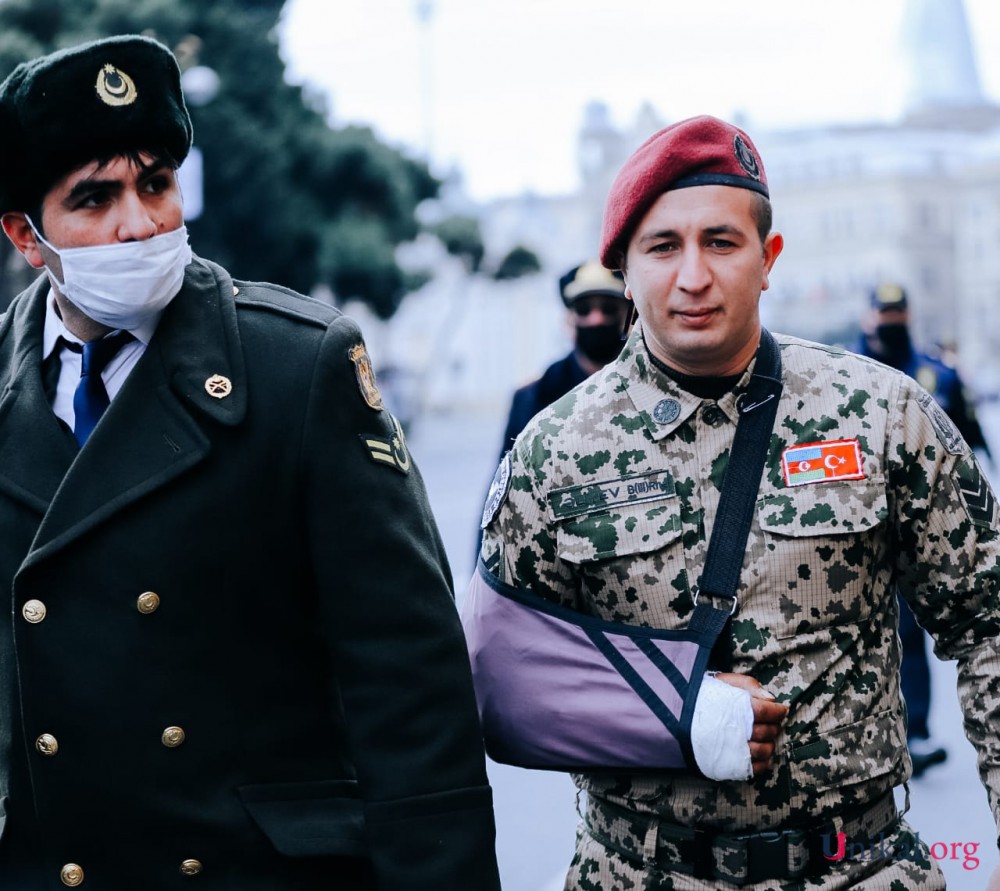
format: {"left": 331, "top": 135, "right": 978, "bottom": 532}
{"left": 473, "top": 115, "right": 1000, "bottom": 889}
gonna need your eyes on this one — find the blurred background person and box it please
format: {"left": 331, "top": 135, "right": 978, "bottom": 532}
{"left": 498, "top": 260, "right": 631, "bottom": 456}
{"left": 859, "top": 281, "right": 994, "bottom": 777}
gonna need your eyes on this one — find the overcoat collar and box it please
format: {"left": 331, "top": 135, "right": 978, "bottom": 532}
{"left": 0, "top": 256, "right": 247, "bottom": 569}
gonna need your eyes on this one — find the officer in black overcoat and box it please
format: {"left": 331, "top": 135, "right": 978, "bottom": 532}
{"left": 0, "top": 34, "right": 500, "bottom": 890}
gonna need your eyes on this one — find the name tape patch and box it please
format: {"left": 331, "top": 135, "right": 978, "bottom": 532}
{"left": 548, "top": 470, "right": 675, "bottom": 520}
{"left": 781, "top": 439, "right": 865, "bottom": 487}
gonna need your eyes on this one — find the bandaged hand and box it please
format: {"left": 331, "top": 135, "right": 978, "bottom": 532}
{"left": 691, "top": 672, "right": 788, "bottom": 780}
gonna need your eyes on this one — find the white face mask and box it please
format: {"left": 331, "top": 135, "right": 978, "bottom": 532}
{"left": 28, "top": 220, "right": 192, "bottom": 331}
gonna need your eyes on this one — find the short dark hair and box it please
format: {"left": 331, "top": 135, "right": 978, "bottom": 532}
{"left": 750, "top": 193, "right": 772, "bottom": 244}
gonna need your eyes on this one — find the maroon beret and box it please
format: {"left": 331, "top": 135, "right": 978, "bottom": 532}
{"left": 599, "top": 115, "right": 768, "bottom": 267}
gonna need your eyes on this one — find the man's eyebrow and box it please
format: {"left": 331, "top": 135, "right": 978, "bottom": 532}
{"left": 637, "top": 223, "right": 744, "bottom": 243}
{"left": 704, "top": 224, "right": 743, "bottom": 236}
{"left": 637, "top": 228, "right": 679, "bottom": 244}
{"left": 62, "top": 178, "right": 122, "bottom": 205}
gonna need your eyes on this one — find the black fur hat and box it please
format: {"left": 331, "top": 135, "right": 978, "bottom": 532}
{"left": 0, "top": 34, "right": 193, "bottom": 213}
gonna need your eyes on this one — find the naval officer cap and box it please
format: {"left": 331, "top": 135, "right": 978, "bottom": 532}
{"left": 0, "top": 34, "right": 193, "bottom": 214}
{"left": 558, "top": 260, "right": 627, "bottom": 308}
{"left": 870, "top": 283, "right": 909, "bottom": 311}
{"left": 599, "top": 115, "right": 769, "bottom": 268}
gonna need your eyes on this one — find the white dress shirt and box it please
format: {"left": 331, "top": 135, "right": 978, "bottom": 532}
{"left": 42, "top": 292, "right": 161, "bottom": 431}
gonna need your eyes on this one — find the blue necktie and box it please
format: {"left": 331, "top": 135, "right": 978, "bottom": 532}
{"left": 72, "top": 331, "right": 133, "bottom": 446}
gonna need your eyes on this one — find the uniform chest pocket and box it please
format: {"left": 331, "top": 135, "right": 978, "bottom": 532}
{"left": 555, "top": 496, "right": 688, "bottom": 624}
{"left": 556, "top": 495, "right": 683, "bottom": 562}
{"left": 757, "top": 480, "right": 889, "bottom": 639}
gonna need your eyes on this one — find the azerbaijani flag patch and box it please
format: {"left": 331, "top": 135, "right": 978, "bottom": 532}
{"left": 781, "top": 439, "right": 865, "bottom": 487}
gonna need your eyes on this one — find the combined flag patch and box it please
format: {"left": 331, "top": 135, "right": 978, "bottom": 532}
{"left": 781, "top": 439, "right": 865, "bottom": 487}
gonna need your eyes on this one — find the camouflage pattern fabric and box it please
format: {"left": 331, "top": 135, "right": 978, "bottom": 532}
{"left": 480, "top": 326, "right": 1000, "bottom": 887}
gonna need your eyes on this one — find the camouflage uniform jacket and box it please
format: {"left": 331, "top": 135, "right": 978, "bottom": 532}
{"left": 480, "top": 326, "right": 1000, "bottom": 837}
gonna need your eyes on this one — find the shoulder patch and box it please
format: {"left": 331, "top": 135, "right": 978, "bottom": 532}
{"left": 916, "top": 391, "right": 965, "bottom": 455}
{"left": 349, "top": 342, "right": 385, "bottom": 411}
{"left": 361, "top": 414, "right": 410, "bottom": 474}
{"left": 481, "top": 452, "right": 513, "bottom": 529}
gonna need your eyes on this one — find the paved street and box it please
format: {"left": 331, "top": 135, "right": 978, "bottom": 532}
{"left": 408, "top": 405, "right": 1000, "bottom": 891}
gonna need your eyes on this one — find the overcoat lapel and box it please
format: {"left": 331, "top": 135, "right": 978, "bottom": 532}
{"left": 20, "top": 257, "right": 248, "bottom": 570}
{"left": 0, "top": 276, "right": 78, "bottom": 514}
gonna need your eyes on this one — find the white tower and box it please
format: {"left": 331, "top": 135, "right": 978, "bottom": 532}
{"left": 900, "top": 0, "right": 998, "bottom": 126}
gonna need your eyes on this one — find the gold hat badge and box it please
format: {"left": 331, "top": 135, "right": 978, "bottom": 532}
{"left": 95, "top": 64, "right": 138, "bottom": 107}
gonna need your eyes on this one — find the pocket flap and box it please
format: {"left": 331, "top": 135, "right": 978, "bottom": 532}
{"left": 239, "top": 780, "right": 368, "bottom": 858}
{"left": 787, "top": 708, "right": 904, "bottom": 795}
{"left": 557, "top": 496, "right": 682, "bottom": 563}
{"left": 758, "top": 480, "right": 887, "bottom": 537}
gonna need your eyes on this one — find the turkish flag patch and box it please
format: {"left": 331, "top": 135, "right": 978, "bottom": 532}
{"left": 781, "top": 439, "right": 865, "bottom": 487}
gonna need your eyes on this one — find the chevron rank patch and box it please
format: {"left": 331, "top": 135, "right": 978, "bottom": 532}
{"left": 955, "top": 461, "right": 998, "bottom": 532}
{"left": 361, "top": 414, "right": 410, "bottom": 474}
{"left": 781, "top": 439, "right": 864, "bottom": 487}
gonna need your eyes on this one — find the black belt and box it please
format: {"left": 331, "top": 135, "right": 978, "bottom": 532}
{"left": 584, "top": 790, "right": 899, "bottom": 886}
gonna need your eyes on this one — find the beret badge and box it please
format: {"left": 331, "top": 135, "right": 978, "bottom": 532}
{"left": 733, "top": 134, "right": 761, "bottom": 181}
{"left": 95, "top": 64, "right": 138, "bottom": 107}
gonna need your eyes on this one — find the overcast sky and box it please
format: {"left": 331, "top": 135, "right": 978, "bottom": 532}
{"left": 278, "top": 0, "right": 1000, "bottom": 201}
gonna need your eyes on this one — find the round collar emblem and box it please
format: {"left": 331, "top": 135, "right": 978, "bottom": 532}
{"left": 652, "top": 399, "right": 681, "bottom": 424}
{"left": 205, "top": 374, "right": 233, "bottom": 399}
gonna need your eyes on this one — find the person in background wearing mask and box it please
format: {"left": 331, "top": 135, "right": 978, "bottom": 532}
{"left": 859, "top": 282, "right": 993, "bottom": 777}
{"left": 0, "top": 35, "right": 500, "bottom": 890}
{"left": 498, "top": 260, "right": 632, "bottom": 455}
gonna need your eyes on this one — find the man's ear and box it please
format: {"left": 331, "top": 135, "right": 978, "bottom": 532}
{"left": 1, "top": 212, "right": 45, "bottom": 269}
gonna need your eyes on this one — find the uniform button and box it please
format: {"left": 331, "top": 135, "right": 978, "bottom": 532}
{"left": 22, "top": 600, "right": 47, "bottom": 623}
{"left": 36, "top": 733, "right": 59, "bottom": 756}
{"left": 136, "top": 591, "right": 161, "bottom": 614}
{"left": 180, "top": 859, "right": 203, "bottom": 877}
{"left": 60, "top": 863, "right": 84, "bottom": 886}
{"left": 162, "top": 726, "right": 186, "bottom": 748}
{"left": 701, "top": 405, "right": 724, "bottom": 426}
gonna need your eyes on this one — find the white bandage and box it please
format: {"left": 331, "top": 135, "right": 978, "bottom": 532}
{"left": 691, "top": 674, "right": 754, "bottom": 781}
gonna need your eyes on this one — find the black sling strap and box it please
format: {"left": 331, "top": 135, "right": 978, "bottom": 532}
{"left": 686, "top": 329, "right": 783, "bottom": 669}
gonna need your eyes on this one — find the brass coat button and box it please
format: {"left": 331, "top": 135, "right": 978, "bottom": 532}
{"left": 180, "top": 859, "right": 203, "bottom": 876}
{"left": 22, "top": 600, "right": 46, "bottom": 623}
{"left": 136, "top": 592, "right": 160, "bottom": 614}
{"left": 60, "top": 863, "right": 84, "bottom": 886}
{"left": 162, "top": 726, "right": 186, "bottom": 748}
{"left": 36, "top": 733, "right": 59, "bottom": 756}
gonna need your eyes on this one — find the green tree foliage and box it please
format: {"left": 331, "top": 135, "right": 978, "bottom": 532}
{"left": 0, "top": 0, "right": 438, "bottom": 318}
{"left": 430, "top": 215, "right": 485, "bottom": 274}
{"left": 494, "top": 244, "right": 542, "bottom": 281}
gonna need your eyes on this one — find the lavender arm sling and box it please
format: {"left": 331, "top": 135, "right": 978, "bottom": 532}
{"left": 462, "top": 330, "right": 783, "bottom": 772}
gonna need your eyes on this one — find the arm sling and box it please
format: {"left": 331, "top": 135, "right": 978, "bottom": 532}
{"left": 462, "top": 330, "right": 783, "bottom": 771}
